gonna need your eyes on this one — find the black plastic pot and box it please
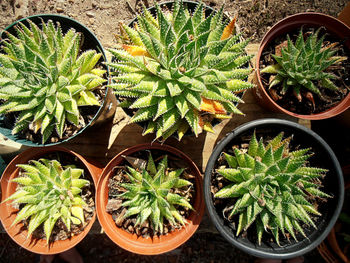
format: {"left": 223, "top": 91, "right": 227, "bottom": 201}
{"left": 0, "top": 14, "right": 115, "bottom": 147}
{"left": 117, "top": 1, "right": 242, "bottom": 140}
{"left": 128, "top": 0, "right": 221, "bottom": 25}
{"left": 204, "top": 118, "right": 344, "bottom": 259}
{"left": 121, "top": 1, "right": 221, "bottom": 139}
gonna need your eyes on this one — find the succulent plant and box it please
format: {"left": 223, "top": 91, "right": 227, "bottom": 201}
{"left": 116, "top": 153, "right": 193, "bottom": 234}
{"left": 108, "top": 0, "right": 253, "bottom": 141}
{"left": 261, "top": 28, "right": 346, "bottom": 105}
{"left": 214, "top": 132, "right": 331, "bottom": 245}
{"left": 0, "top": 19, "right": 106, "bottom": 143}
{"left": 3, "top": 158, "right": 90, "bottom": 243}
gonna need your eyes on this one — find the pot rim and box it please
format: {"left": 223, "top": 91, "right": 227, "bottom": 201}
{"left": 204, "top": 118, "right": 344, "bottom": 259}
{"left": 96, "top": 143, "right": 205, "bottom": 255}
{"left": 0, "top": 14, "right": 111, "bottom": 146}
{"left": 255, "top": 12, "right": 350, "bottom": 120}
{"left": 0, "top": 146, "right": 101, "bottom": 255}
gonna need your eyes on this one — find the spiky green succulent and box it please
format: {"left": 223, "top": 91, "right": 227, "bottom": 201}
{"left": 108, "top": 0, "right": 253, "bottom": 141}
{"left": 3, "top": 158, "right": 90, "bottom": 243}
{"left": 214, "top": 132, "right": 331, "bottom": 246}
{"left": 116, "top": 153, "right": 193, "bottom": 234}
{"left": 0, "top": 19, "right": 106, "bottom": 143}
{"left": 261, "top": 28, "right": 346, "bottom": 100}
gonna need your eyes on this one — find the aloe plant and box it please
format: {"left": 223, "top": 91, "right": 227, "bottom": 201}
{"left": 0, "top": 19, "right": 106, "bottom": 143}
{"left": 108, "top": 0, "right": 253, "bottom": 141}
{"left": 4, "top": 158, "right": 90, "bottom": 243}
{"left": 214, "top": 132, "right": 331, "bottom": 245}
{"left": 115, "top": 153, "right": 193, "bottom": 234}
{"left": 261, "top": 28, "right": 346, "bottom": 104}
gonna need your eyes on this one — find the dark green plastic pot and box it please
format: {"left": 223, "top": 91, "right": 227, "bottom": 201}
{"left": 0, "top": 14, "right": 114, "bottom": 147}
{"left": 0, "top": 156, "right": 6, "bottom": 176}
{"left": 204, "top": 118, "right": 344, "bottom": 259}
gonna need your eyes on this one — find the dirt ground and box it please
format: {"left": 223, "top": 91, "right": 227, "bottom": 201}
{"left": 0, "top": 0, "right": 348, "bottom": 44}
{"left": 0, "top": 0, "right": 349, "bottom": 262}
{"left": 0, "top": 231, "right": 326, "bottom": 263}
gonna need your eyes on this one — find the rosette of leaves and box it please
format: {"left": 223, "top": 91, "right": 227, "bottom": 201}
{"left": 3, "top": 158, "right": 89, "bottom": 243}
{"left": 108, "top": 0, "right": 253, "bottom": 141}
{"left": 0, "top": 19, "right": 106, "bottom": 143}
{"left": 214, "top": 132, "right": 331, "bottom": 246}
{"left": 117, "top": 153, "right": 193, "bottom": 234}
{"left": 261, "top": 28, "right": 346, "bottom": 104}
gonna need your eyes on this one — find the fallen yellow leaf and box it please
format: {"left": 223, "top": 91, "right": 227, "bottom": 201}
{"left": 221, "top": 15, "right": 237, "bottom": 40}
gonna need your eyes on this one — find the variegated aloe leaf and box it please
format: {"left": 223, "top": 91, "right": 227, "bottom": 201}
{"left": 117, "top": 153, "right": 193, "bottom": 234}
{"left": 3, "top": 159, "right": 89, "bottom": 243}
{"left": 0, "top": 19, "right": 107, "bottom": 143}
{"left": 108, "top": 0, "right": 253, "bottom": 141}
{"left": 214, "top": 132, "right": 331, "bottom": 246}
{"left": 261, "top": 28, "right": 347, "bottom": 103}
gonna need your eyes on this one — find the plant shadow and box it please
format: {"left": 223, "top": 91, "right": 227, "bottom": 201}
{"left": 210, "top": 86, "right": 299, "bottom": 166}
{"left": 109, "top": 108, "right": 208, "bottom": 173}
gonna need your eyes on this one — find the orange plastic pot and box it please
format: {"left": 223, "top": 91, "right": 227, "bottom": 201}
{"left": 255, "top": 13, "right": 350, "bottom": 120}
{"left": 0, "top": 146, "right": 102, "bottom": 255}
{"left": 96, "top": 143, "right": 205, "bottom": 255}
{"left": 338, "top": 1, "right": 350, "bottom": 28}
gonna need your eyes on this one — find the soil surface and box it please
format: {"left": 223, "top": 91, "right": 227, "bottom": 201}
{"left": 0, "top": 0, "right": 349, "bottom": 262}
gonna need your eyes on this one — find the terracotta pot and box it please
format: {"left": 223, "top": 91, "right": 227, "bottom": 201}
{"left": 255, "top": 13, "right": 350, "bottom": 120}
{"left": 96, "top": 143, "right": 205, "bottom": 255}
{"left": 327, "top": 228, "right": 349, "bottom": 263}
{"left": 319, "top": 165, "right": 350, "bottom": 263}
{"left": 317, "top": 239, "right": 340, "bottom": 263}
{"left": 338, "top": 1, "right": 350, "bottom": 28}
{"left": 344, "top": 165, "right": 350, "bottom": 191}
{"left": 0, "top": 146, "right": 102, "bottom": 255}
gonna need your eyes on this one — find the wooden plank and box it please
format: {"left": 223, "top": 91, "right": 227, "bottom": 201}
{"left": 0, "top": 44, "right": 309, "bottom": 172}
{"left": 0, "top": 43, "right": 310, "bottom": 235}
{"left": 60, "top": 43, "right": 304, "bottom": 172}
{"left": 59, "top": 88, "right": 299, "bottom": 172}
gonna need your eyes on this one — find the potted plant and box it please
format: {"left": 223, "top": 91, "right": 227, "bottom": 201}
{"left": 255, "top": 13, "right": 350, "bottom": 120}
{"left": 0, "top": 14, "right": 115, "bottom": 146}
{"left": 96, "top": 143, "right": 205, "bottom": 255}
{"left": 0, "top": 146, "right": 101, "bottom": 255}
{"left": 107, "top": 0, "right": 254, "bottom": 141}
{"left": 204, "top": 118, "right": 344, "bottom": 259}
